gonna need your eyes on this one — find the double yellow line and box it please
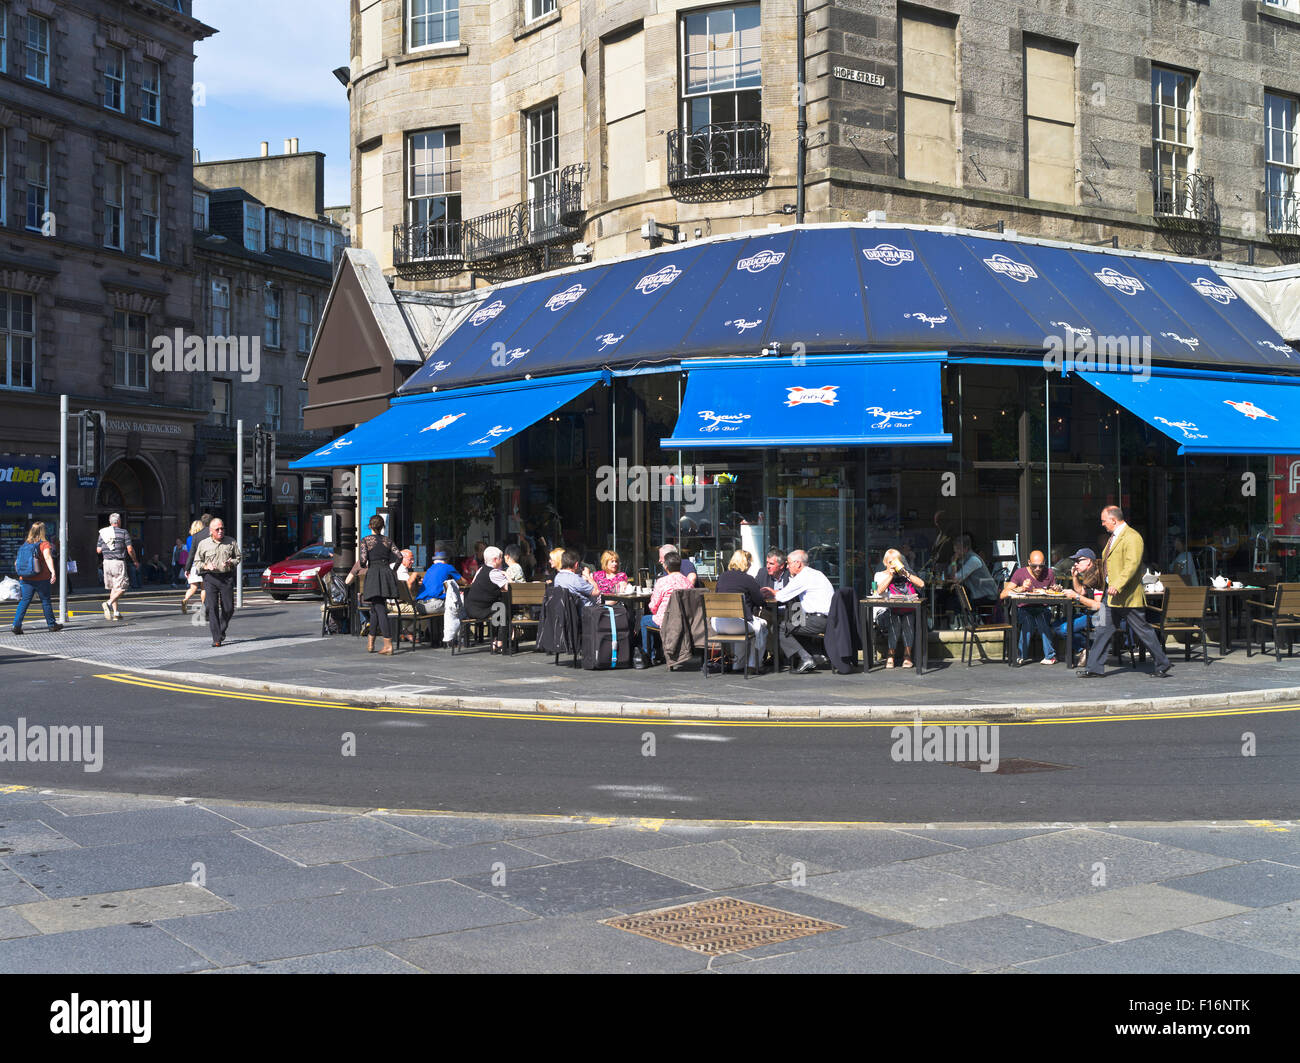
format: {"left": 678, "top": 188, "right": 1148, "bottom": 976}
{"left": 92, "top": 672, "right": 1300, "bottom": 727}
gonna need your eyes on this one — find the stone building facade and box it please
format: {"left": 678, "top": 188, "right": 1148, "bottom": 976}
{"left": 346, "top": 0, "right": 1300, "bottom": 291}
{"left": 0, "top": 0, "right": 214, "bottom": 582}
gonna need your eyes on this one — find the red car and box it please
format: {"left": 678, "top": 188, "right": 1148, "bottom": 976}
{"left": 261, "top": 545, "right": 334, "bottom": 600}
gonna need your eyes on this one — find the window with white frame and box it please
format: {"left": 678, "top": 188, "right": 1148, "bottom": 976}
{"left": 1152, "top": 66, "right": 1196, "bottom": 211}
{"left": 104, "top": 161, "right": 125, "bottom": 250}
{"left": 104, "top": 46, "right": 125, "bottom": 111}
{"left": 243, "top": 202, "right": 264, "bottom": 252}
{"left": 269, "top": 211, "right": 286, "bottom": 249}
{"left": 284, "top": 216, "right": 299, "bottom": 253}
{"left": 1267, "top": 92, "right": 1300, "bottom": 233}
{"left": 526, "top": 0, "right": 556, "bottom": 24}
{"left": 265, "top": 385, "right": 282, "bottom": 430}
{"left": 211, "top": 378, "right": 232, "bottom": 426}
{"left": 526, "top": 103, "right": 559, "bottom": 236}
{"left": 142, "top": 171, "right": 160, "bottom": 259}
{"left": 297, "top": 292, "right": 314, "bottom": 352}
{"left": 409, "top": 0, "right": 458, "bottom": 48}
{"left": 193, "top": 190, "right": 208, "bottom": 230}
{"left": 265, "top": 287, "right": 282, "bottom": 348}
{"left": 113, "top": 310, "right": 148, "bottom": 389}
{"left": 1263, "top": 0, "right": 1300, "bottom": 11}
{"left": 680, "top": 4, "right": 761, "bottom": 133}
{"left": 407, "top": 129, "right": 461, "bottom": 255}
{"left": 0, "top": 290, "right": 35, "bottom": 391}
{"left": 141, "top": 59, "right": 162, "bottom": 124}
{"left": 25, "top": 13, "right": 48, "bottom": 85}
{"left": 25, "top": 137, "right": 49, "bottom": 232}
{"left": 311, "top": 223, "right": 325, "bottom": 259}
{"left": 211, "top": 278, "right": 231, "bottom": 334}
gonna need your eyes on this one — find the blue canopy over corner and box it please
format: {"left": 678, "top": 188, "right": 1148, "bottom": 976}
{"left": 662, "top": 353, "right": 951, "bottom": 448}
{"left": 398, "top": 225, "right": 1298, "bottom": 396}
{"left": 289, "top": 371, "right": 606, "bottom": 469}
{"left": 1076, "top": 370, "right": 1300, "bottom": 455}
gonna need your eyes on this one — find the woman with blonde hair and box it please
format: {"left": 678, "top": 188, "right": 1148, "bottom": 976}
{"left": 11, "top": 522, "right": 62, "bottom": 634}
{"left": 181, "top": 518, "right": 206, "bottom": 612}
{"left": 592, "top": 549, "right": 628, "bottom": 595}
{"left": 714, "top": 548, "right": 769, "bottom": 672}
{"left": 872, "top": 548, "right": 925, "bottom": 669}
{"left": 541, "top": 546, "right": 565, "bottom": 582}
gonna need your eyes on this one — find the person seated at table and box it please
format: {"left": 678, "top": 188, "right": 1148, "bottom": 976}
{"left": 945, "top": 534, "right": 999, "bottom": 612}
{"left": 1056, "top": 547, "right": 1104, "bottom": 668}
{"left": 1001, "top": 549, "right": 1057, "bottom": 665}
{"left": 460, "top": 541, "right": 486, "bottom": 581}
{"left": 642, "top": 550, "right": 691, "bottom": 660}
{"left": 554, "top": 549, "right": 602, "bottom": 605}
{"left": 395, "top": 549, "right": 421, "bottom": 590}
{"left": 657, "top": 543, "right": 697, "bottom": 586}
{"left": 872, "top": 548, "right": 925, "bottom": 669}
{"left": 756, "top": 549, "right": 789, "bottom": 592}
{"left": 540, "top": 546, "right": 565, "bottom": 582}
{"left": 762, "top": 548, "right": 835, "bottom": 674}
{"left": 415, "top": 549, "right": 459, "bottom": 617}
{"left": 465, "top": 546, "right": 508, "bottom": 651}
{"left": 716, "top": 549, "right": 769, "bottom": 673}
{"left": 502, "top": 544, "right": 526, "bottom": 583}
{"left": 592, "top": 550, "right": 628, "bottom": 595}
{"left": 1169, "top": 536, "right": 1199, "bottom": 586}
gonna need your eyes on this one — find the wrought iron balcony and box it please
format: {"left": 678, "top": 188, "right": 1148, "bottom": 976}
{"left": 1151, "top": 170, "right": 1216, "bottom": 225}
{"left": 393, "top": 219, "right": 464, "bottom": 280}
{"left": 1267, "top": 190, "right": 1300, "bottom": 237}
{"left": 667, "top": 121, "right": 771, "bottom": 202}
{"left": 463, "top": 202, "right": 529, "bottom": 261}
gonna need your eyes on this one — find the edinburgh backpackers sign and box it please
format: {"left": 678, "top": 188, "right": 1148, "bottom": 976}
{"left": 0, "top": 455, "right": 57, "bottom": 514}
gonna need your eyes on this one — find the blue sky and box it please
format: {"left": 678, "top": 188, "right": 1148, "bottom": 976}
{"left": 193, "top": 0, "right": 351, "bottom": 207}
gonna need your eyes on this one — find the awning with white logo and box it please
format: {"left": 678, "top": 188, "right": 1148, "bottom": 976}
{"left": 1076, "top": 369, "right": 1300, "bottom": 455}
{"left": 397, "top": 224, "right": 1296, "bottom": 396}
{"left": 289, "top": 372, "right": 607, "bottom": 469}
{"left": 661, "top": 353, "right": 952, "bottom": 448}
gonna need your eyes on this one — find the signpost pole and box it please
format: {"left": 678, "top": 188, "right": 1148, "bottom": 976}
{"left": 58, "top": 394, "right": 68, "bottom": 625}
{"left": 236, "top": 418, "right": 244, "bottom": 610}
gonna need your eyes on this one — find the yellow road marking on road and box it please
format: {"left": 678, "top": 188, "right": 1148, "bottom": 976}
{"left": 1245, "top": 819, "right": 1291, "bottom": 832}
{"left": 92, "top": 672, "right": 1300, "bottom": 727}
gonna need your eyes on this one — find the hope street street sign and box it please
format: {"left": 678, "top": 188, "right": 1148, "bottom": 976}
{"left": 833, "top": 66, "right": 886, "bottom": 87}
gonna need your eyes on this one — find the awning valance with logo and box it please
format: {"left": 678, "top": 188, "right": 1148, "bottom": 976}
{"left": 1076, "top": 369, "right": 1300, "bottom": 455}
{"left": 661, "top": 353, "right": 951, "bottom": 448}
{"left": 398, "top": 225, "right": 1296, "bottom": 396}
{"left": 289, "top": 372, "right": 607, "bottom": 469}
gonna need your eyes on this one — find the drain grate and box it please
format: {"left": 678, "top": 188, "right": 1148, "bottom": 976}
{"left": 951, "top": 758, "right": 1073, "bottom": 775}
{"left": 603, "top": 896, "right": 843, "bottom": 955}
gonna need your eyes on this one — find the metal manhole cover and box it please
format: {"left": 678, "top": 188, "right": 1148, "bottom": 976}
{"left": 951, "top": 758, "right": 1074, "bottom": 775}
{"left": 603, "top": 896, "right": 843, "bottom": 955}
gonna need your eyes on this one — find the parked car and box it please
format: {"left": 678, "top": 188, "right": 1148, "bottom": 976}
{"left": 262, "top": 545, "right": 334, "bottom": 600}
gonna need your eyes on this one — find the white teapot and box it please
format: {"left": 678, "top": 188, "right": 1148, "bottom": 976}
{"left": 1212, "top": 575, "right": 1230, "bottom": 589}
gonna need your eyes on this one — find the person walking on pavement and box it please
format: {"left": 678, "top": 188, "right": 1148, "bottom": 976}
{"left": 95, "top": 512, "right": 138, "bottom": 621}
{"left": 1078, "top": 505, "right": 1172, "bottom": 679}
{"left": 192, "top": 517, "right": 241, "bottom": 647}
{"left": 11, "top": 522, "right": 62, "bottom": 635}
{"left": 181, "top": 515, "right": 211, "bottom": 614}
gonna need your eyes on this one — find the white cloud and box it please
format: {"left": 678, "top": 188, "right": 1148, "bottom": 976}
{"left": 194, "top": 0, "right": 349, "bottom": 108}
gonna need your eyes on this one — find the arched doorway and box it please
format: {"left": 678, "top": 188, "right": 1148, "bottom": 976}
{"left": 95, "top": 457, "right": 168, "bottom": 581}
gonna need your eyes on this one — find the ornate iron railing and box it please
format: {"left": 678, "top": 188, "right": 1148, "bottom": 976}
{"left": 667, "top": 121, "right": 771, "bottom": 187}
{"left": 1267, "top": 190, "right": 1300, "bottom": 236}
{"left": 393, "top": 218, "right": 464, "bottom": 279}
{"left": 1151, "top": 170, "right": 1216, "bottom": 224}
{"left": 463, "top": 202, "right": 529, "bottom": 261}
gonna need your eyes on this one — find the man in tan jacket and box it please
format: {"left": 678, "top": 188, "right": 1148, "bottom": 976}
{"left": 1078, "top": 505, "right": 1171, "bottom": 678}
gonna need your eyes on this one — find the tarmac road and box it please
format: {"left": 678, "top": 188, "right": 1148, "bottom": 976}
{"left": 1, "top": 651, "right": 1297, "bottom": 823}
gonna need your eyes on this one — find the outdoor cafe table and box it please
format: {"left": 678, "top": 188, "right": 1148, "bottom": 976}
{"left": 1140, "top": 584, "right": 1263, "bottom": 655}
{"left": 1004, "top": 591, "right": 1076, "bottom": 667}
{"left": 603, "top": 590, "right": 652, "bottom": 626}
{"left": 860, "top": 596, "right": 929, "bottom": 675}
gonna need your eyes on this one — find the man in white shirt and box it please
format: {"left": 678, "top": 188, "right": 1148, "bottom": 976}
{"left": 762, "top": 548, "right": 834, "bottom": 673}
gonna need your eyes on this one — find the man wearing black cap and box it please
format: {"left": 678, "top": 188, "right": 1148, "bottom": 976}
{"left": 1056, "top": 548, "right": 1103, "bottom": 667}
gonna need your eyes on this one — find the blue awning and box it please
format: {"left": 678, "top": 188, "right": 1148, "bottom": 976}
{"left": 290, "top": 372, "right": 606, "bottom": 469}
{"left": 398, "top": 225, "right": 1297, "bottom": 395}
{"left": 662, "top": 353, "right": 951, "bottom": 448}
{"left": 1076, "top": 370, "right": 1300, "bottom": 455}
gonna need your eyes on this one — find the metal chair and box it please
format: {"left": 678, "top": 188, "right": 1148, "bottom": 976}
{"left": 393, "top": 583, "right": 437, "bottom": 650}
{"left": 701, "top": 592, "right": 754, "bottom": 678}
{"left": 956, "top": 585, "right": 1011, "bottom": 666}
{"left": 1248, "top": 582, "right": 1300, "bottom": 661}
{"left": 316, "top": 570, "right": 351, "bottom": 636}
{"left": 1149, "top": 583, "right": 1211, "bottom": 665}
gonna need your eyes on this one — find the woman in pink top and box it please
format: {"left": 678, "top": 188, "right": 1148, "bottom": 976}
{"left": 642, "top": 549, "right": 690, "bottom": 659}
{"left": 592, "top": 550, "right": 629, "bottom": 595}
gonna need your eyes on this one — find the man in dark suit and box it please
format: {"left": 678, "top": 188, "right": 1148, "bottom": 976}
{"left": 756, "top": 549, "right": 789, "bottom": 593}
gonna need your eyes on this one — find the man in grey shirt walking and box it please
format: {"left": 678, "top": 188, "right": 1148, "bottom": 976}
{"left": 95, "top": 513, "right": 138, "bottom": 621}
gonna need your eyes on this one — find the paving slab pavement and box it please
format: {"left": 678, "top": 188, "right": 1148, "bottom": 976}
{"left": 0, "top": 787, "right": 1295, "bottom": 973}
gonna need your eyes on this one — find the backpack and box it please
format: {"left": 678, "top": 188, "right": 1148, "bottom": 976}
{"left": 14, "top": 542, "right": 39, "bottom": 578}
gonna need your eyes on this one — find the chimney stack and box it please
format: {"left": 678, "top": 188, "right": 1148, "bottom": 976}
{"left": 260, "top": 141, "right": 269, "bottom": 157}
{"left": 193, "top": 148, "right": 200, "bottom": 163}
{"left": 291, "top": 137, "right": 299, "bottom": 153}
{"left": 283, "top": 138, "right": 292, "bottom": 154}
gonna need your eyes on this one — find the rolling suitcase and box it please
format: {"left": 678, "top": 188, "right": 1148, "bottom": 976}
{"left": 581, "top": 601, "right": 631, "bottom": 669}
